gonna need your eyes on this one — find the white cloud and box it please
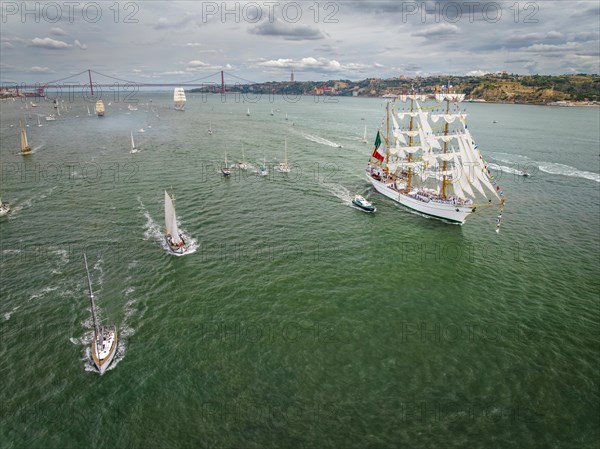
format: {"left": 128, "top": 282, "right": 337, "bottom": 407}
{"left": 50, "top": 27, "right": 67, "bottom": 36}
{"left": 413, "top": 24, "right": 461, "bottom": 38}
{"left": 29, "top": 66, "right": 53, "bottom": 73}
{"left": 74, "top": 39, "right": 87, "bottom": 50}
{"left": 256, "top": 57, "right": 373, "bottom": 73}
{"left": 30, "top": 37, "right": 72, "bottom": 49}
{"left": 466, "top": 70, "right": 489, "bottom": 77}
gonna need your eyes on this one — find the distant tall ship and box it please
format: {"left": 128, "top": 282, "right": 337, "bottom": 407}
{"left": 95, "top": 100, "right": 105, "bottom": 117}
{"left": 365, "top": 92, "right": 505, "bottom": 227}
{"left": 84, "top": 253, "right": 117, "bottom": 375}
{"left": 19, "top": 120, "right": 32, "bottom": 155}
{"left": 174, "top": 88, "right": 186, "bottom": 111}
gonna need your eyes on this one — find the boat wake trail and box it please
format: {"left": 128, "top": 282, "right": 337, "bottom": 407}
{"left": 138, "top": 197, "right": 198, "bottom": 256}
{"left": 496, "top": 165, "right": 530, "bottom": 177}
{"left": 323, "top": 183, "right": 355, "bottom": 207}
{"left": 488, "top": 152, "right": 599, "bottom": 183}
{"left": 303, "top": 133, "right": 343, "bottom": 148}
{"left": 538, "top": 162, "right": 600, "bottom": 183}
{"left": 8, "top": 186, "right": 57, "bottom": 220}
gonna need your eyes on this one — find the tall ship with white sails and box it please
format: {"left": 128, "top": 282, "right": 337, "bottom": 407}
{"left": 95, "top": 100, "right": 105, "bottom": 117}
{"left": 173, "top": 88, "right": 186, "bottom": 111}
{"left": 84, "top": 253, "right": 117, "bottom": 375}
{"left": 365, "top": 92, "right": 505, "bottom": 228}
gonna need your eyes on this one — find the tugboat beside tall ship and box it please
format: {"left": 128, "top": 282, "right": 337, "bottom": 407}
{"left": 365, "top": 91, "right": 505, "bottom": 229}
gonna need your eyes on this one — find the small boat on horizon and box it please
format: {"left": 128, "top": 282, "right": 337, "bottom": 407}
{"left": 208, "top": 121, "right": 213, "bottom": 135}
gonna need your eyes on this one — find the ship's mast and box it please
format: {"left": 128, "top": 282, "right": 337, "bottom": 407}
{"left": 442, "top": 97, "right": 450, "bottom": 199}
{"left": 384, "top": 101, "right": 390, "bottom": 175}
{"left": 83, "top": 253, "right": 100, "bottom": 339}
{"left": 407, "top": 96, "right": 414, "bottom": 191}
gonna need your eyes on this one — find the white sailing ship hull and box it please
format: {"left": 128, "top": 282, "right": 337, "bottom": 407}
{"left": 367, "top": 174, "right": 473, "bottom": 224}
{"left": 91, "top": 330, "right": 117, "bottom": 375}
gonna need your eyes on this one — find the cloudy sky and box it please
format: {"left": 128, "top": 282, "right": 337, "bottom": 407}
{"left": 1, "top": 1, "right": 599, "bottom": 85}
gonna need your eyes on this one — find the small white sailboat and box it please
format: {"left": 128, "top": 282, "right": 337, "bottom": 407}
{"left": 222, "top": 152, "right": 232, "bottom": 177}
{"left": 56, "top": 106, "right": 61, "bottom": 117}
{"left": 270, "top": 109, "right": 274, "bottom": 116}
{"left": 259, "top": 154, "right": 268, "bottom": 176}
{"left": 362, "top": 125, "right": 367, "bottom": 143}
{"left": 208, "top": 121, "right": 213, "bottom": 135}
{"left": 0, "top": 194, "right": 10, "bottom": 216}
{"left": 127, "top": 103, "right": 138, "bottom": 111}
{"left": 277, "top": 138, "right": 291, "bottom": 173}
{"left": 246, "top": 108, "right": 250, "bottom": 116}
{"left": 164, "top": 190, "right": 189, "bottom": 254}
{"left": 285, "top": 112, "right": 288, "bottom": 121}
{"left": 237, "top": 144, "right": 248, "bottom": 170}
{"left": 87, "top": 106, "right": 91, "bottom": 116}
{"left": 45, "top": 114, "right": 56, "bottom": 121}
{"left": 130, "top": 131, "right": 138, "bottom": 153}
{"left": 174, "top": 88, "right": 186, "bottom": 111}
{"left": 84, "top": 253, "right": 117, "bottom": 375}
{"left": 19, "top": 121, "right": 32, "bottom": 155}
{"left": 37, "top": 115, "right": 42, "bottom": 127}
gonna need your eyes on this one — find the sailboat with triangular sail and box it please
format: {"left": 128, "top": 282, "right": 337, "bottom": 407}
{"left": 222, "top": 152, "right": 232, "bottom": 177}
{"left": 19, "top": 121, "right": 32, "bottom": 155}
{"left": 130, "top": 131, "right": 138, "bottom": 153}
{"left": 87, "top": 106, "right": 91, "bottom": 116}
{"left": 365, "top": 91, "right": 505, "bottom": 227}
{"left": 37, "top": 115, "right": 42, "bottom": 127}
{"left": 362, "top": 125, "right": 367, "bottom": 143}
{"left": 237, "top": 143, "right": 249, "bottom": 170}
{"left": 173, "top": 88, "right": 186, "bottom": 111}
{"left": 84, "top": 253, "right": 117, "bottom": 375}
{"left": 259, "top": 153, "right": 268, "bottom": 176}
{"left": 246, "top": 108, "right": 250, "bottom": 116}
{"left": 277, "top": 138, "right": 291, "bottom": 173}
{"left": 164, "top": 190, "right": 189, "bottom": 254}
{"left": 208, "top": 121, "right": 213, "bottom": 135}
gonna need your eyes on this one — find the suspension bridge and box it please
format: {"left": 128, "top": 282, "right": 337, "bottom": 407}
{"left": 4, "top": 69, "right": 272, "bottom": 97}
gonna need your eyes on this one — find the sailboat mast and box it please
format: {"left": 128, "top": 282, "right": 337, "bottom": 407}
{"left": 407, "top": 98, "right": 414, "bottom": 191}
{"left": 83, "top": 253, "right": 100, "bottom": 337}
{"left": 442, "top": 97, "right": 450, "bottom": 199}
{"left": 385, "top": 102, "right": 390, "bottom": 175}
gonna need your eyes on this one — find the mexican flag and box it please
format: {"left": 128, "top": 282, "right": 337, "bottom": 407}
{"left": 371, "top": 130, "right": 384, "bottom": 162}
